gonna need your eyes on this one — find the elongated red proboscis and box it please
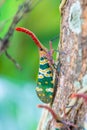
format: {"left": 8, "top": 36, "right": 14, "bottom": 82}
{"left": 38, "top": 105, "right": 78, "bottom": 128}
{"left": 16, "top": 27, "right": 43, "bottom": 49}
{"left": 38, "top": 104, "right": 58, "bottom": 120}
{"left": 71, "top": 93, "right": 87, "bottom": 103}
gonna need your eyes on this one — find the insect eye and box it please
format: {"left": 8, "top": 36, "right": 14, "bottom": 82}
{"left": 40, "top": 48, "right": 43, "bottom": 51}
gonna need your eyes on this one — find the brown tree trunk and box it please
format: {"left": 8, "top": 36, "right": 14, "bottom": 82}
{"left": 37, "top": 0, "right": 87, "bottom": 129}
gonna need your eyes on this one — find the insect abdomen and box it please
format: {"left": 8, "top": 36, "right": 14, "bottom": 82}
{"left": 36, "top": 50, "right": 54, "bottom": 103}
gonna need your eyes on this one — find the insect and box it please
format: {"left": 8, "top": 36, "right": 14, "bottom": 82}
{"left": 38, "top": 104, "right": 78, "bottom": 129}
{"left": 16, "top": 27, "right": 55, "bottom": 103}
{"left": 65, "top": 87, "right": 87, "bottom": 114}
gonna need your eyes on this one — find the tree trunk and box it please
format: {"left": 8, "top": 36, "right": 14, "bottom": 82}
{"left": 37, "top": 0, "right": 87, "bottom": 129}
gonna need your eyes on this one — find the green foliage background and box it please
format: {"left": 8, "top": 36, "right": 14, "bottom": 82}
{"left": 0, "top": 0, "right": 60, "bottom": 130}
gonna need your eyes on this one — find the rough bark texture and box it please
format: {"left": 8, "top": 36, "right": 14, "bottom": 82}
{"left": 37, "top": 0, "right": 87, "bottom": 130}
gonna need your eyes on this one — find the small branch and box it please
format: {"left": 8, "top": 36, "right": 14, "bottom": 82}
{"left": 5, "top": 51, "right": 22, "bottom": 70}
{"left": 0, "top": 0, "right": 41, "bottom": 68}
{"left": 0, "top": 0, "right": 41, "bottom": 53}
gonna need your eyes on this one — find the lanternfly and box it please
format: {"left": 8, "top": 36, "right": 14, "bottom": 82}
{"left": 16, "top": 27, "right": 54, "bottom": 103}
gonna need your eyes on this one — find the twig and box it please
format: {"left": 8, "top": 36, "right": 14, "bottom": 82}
{"left": 5, "top": 51, "right": 22, "bottom": 70}
{"left": 0, "top": 0, "right": 42, "bottom": 69}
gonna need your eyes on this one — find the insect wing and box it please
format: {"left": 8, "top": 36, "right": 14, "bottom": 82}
{"left": 36, "top": 55, "right": 54, "bottom": 103}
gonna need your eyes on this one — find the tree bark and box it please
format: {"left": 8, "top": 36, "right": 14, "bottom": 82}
{"left": 37, "top": 0, "right": 87, "bottom": 129}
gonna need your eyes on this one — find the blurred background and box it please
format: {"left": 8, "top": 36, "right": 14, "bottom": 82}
{"left": 0, "top": 0, "right": 60, "bottom": 130}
